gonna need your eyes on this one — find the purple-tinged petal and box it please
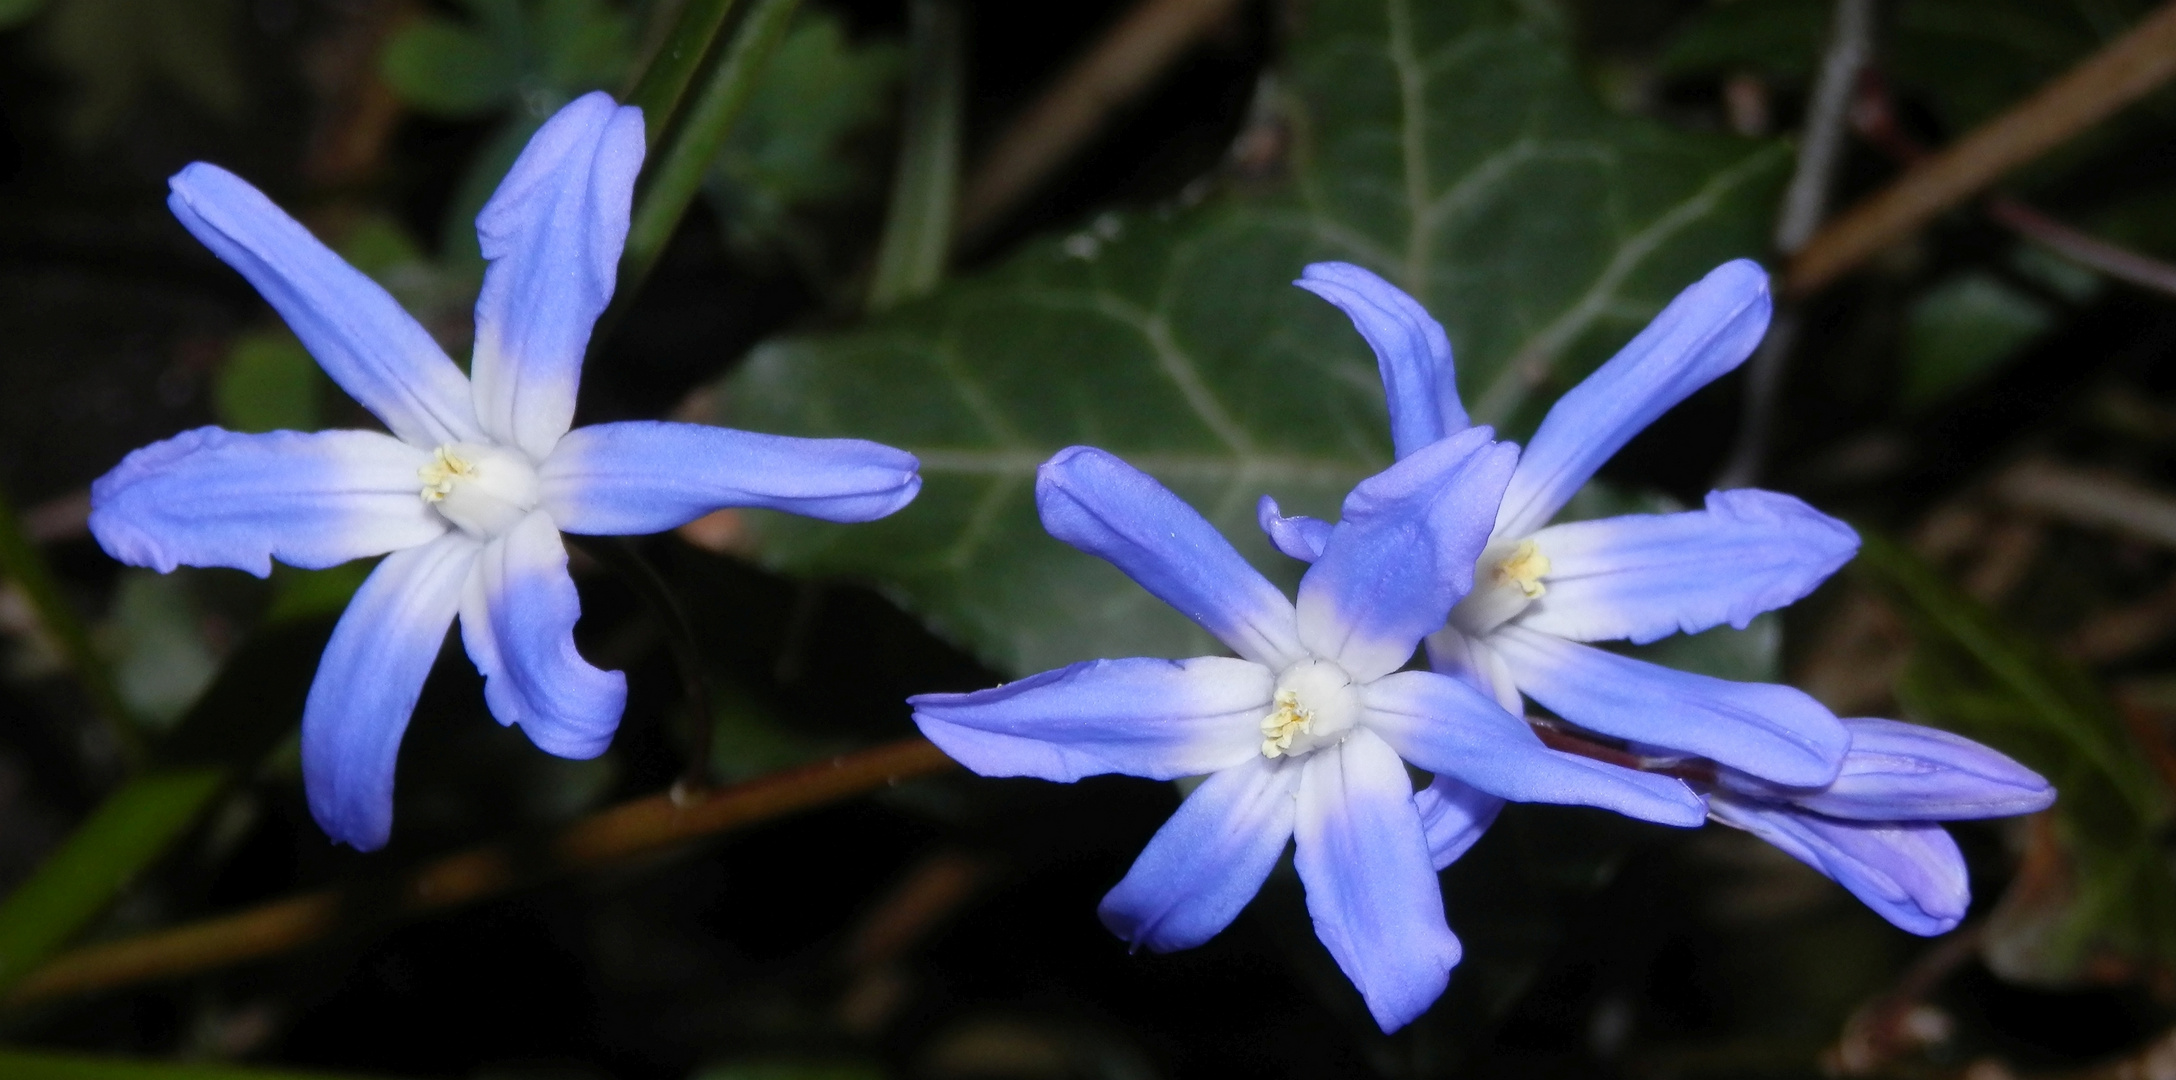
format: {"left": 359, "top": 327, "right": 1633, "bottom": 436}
{"left": 1296, "top": 262, "right": 1467, "bottom": 458}
{"left": 911, "top": 656, "right": 1273, "bottom": 781}
{"left": 1424, "top": 627, "right": 1524, "bottom": 714}
{"left": 1294, "top": 730, "right": 1461, "bottom": 1033}
{"left": 90, "top": 426, "right": 446, "bottom": 577}
{"left": 1710, "top": 797, "right": 1970, "bottom": 935}
{"left": 540, "top": 420, "right": 920, "bottom": 534}
{"left": 167, "top": 164, "right": 483, "bottom": 448}
{"left": 1038, "top": 447, "right": 1302, "bottom": 669}
{"left": 1721, "top": 717, "right": 2055, "bottom": 820}
{"left": 1493, "top": 625, "right": 1848, "bottom": 787}
{"left": 1099, "top": 754, "right": 1300, "bottom": 951}
{"left": 1496, "top": 260, "right": 1771, "bottom": 538}
{"left": 1363, "top": 670, "right": 1706, "bottom": 826}
{"left": 458, "top": 512, "right": 627, "bottom": 759}
{"left": 1257, "top": 495, "right": 1331, "bottom": 563}
{"left": 470, "top": 92, "right": 645, "bottom": 460}
{"left": 1415, "top": 775, "right": 1504, "bottom": 869}
{"left": 1297, "top": 428, "right": 1517, "bottom": 681}
{"left": 1519, "top": 489, "right": 1859, "bottom": 644}
{"left": 302, "top": 531, "right": 479, "bottom": 850}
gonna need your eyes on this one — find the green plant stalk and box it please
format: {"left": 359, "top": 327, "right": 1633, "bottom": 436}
{"left": 0, "top": 768, "right": 226, "bottom": 991}
{"left": 621, "top": 0, "right": 803, "bottom": 292}
{"left": 622, "top": 0, "right": 743, "bottom": 145}
{"left": 867, "top": 0, "right": 964, "bottom": 310}
{"left": 0, "top": 1047, "right": 395, "bottom": 1080}
{"left": 0, "top": 484, "right": 142, "bottom": 768}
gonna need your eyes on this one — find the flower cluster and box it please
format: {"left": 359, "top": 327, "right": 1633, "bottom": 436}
{"left": 88, "top": 90, "right": 2056, "bottom": 1035}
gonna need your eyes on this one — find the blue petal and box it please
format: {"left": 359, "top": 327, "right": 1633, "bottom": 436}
{"left": 1297, "top": 428, "right": 1517, "bottom": 681}
{"left": 1493, "top": 625, "right": 1848, "bottom": 787}
{"left": 540, "top": 420, "right": 921, "bottom": 534}
{"left": 458, "top": 512, "right": 627, "bottom": 759}
{"left": 1710, "top": 797, "right": 1970, "bottom": 935}
{"left": 1414, "top": 775, "right": 1503, "bottom": 869}
{"left": 1295, "top": 262, "right": 1467, "bottom": 458}
{"left": 1038, "top": 447, "right": 1302, "bottom": 668}
{"left": 470, "top": 92, "right": 645, "bottom": 460}
{"left": 1099, "top": 754, "right": 1300, "bottom": 951}
{"left": 1519, "top": 489, "right": 1860, "bottom": 644}
{"left": 1721, "top": 716, "right": 2055, "bottom": 820}
{"left": 1363, "top": 670, "right": 1706, "bottom": 826}
{"left": 89, "top": 426, "right": 446, "bottom": 577}
{"left": 302, "top": 532, "right": 478, "bottom": 850}
{"left": 1294, "top": 730, "right": 1462, "bottom": 1033}
{"left": 167, "top": 165, "right": 483, "bottom": 448}
{"left": 911, "top": 656, "right": 1272, "bottom": 781}
{"left": 1424, "top": 627, "right": 1525, "bottom": 713}
{"left": 1496, "top": 260, "right": 1771, "bottom": 538}
{"left": 1257, "top": 495, "right": 1331, "bottom": 562}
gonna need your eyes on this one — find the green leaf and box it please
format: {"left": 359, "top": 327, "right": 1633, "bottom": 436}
{"left": 0, "top": 1048, "right": 397, "bottom": 1079}
{"left": 106, "top": 571, "right": 221, "bottom": 727}
{"left": 213, "top": 331, "right": 320, "bottom": 434}
{"left": 42, "top": 0, "right": 245, "bottom": 144}
{"left": 0, "top": 0, "right": 46, "bottom": 29}
{"left": 380, "top": 16, "right": 519, "bottom": 116}
{"left": 380, "top": 0, "right": 629, "bottom": 118}
{"left": 1856, "top": 533, "right": 2176, "bottom": 984}
{"left": 865, "top": 0, "right": 957, "bottom": 308}
{"left": 1621, "top": 613, "right": 1782, "bottom": 684}
{"left": 712, "top": 0, "right": 1785, "bottom": 674}
{"left": 1900, "top": 271, "right": 2052, "bottom": 408}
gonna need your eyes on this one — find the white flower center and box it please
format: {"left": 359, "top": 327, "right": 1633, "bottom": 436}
{"left": 419, "top": 442, "right": 540, "bottom": 539}
{"left": 1447, "top": 537, "right": 1552, "bottom": 636}
{"left": 1259, "top": 658, "right": 1362, "bottom": 759}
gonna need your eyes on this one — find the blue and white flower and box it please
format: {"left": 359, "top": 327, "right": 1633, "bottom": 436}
{"left": 89, "top": 92, "right": 922, "bottom": 851}
{"left": 911, "top": 440, "right": 1709, "bottom": 1032}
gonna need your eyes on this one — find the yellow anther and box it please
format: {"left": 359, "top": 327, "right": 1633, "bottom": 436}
{"left": 1260, "top": 689, "right": 1313, "bottom": 758}
{"left": 1492, "top": 538, "right": 1551, "bottom": 600}
{"left": 418, "top": 446, "right": 475, "bottom": 504}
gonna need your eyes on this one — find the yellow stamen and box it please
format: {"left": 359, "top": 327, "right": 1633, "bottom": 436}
{"left": 418, "top": 446, "right": 475, "bottom": 504}
{"left": 1492, "top": 538, "right": 1551, "bottom": 600}
{"left": 1260, "top": 689, "right": 1313, "bottom": 758}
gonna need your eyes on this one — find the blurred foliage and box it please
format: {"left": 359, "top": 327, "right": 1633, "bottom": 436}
{"left": 1859, "top": 534, "right": 2176, "bottom": 987}
{"left": 0, "top": 1047, "right": 387, "bottom": 1078}
{"left": 704, "top": 10, "right": 902, "bottom": 271}
{"left": 36, "top": 0, "right": 245, "bottom": 144}
{"left": 714, "top": 0, "right": 1784, "bottom": 675}
{"left": 1900, "top": 271, "right": 2053, "bottom": 408}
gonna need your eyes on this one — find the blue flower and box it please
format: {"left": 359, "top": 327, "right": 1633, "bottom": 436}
{"left": 1709, "top": 716, "right": 2053, "bottom": 934}
{"left": 89, "top": 92, "right": 922, "bottom": 851}
{"left": 1273, "top": 261, "right": 2056, "bottom": 934}
{"left": 910, "top": 441, "right": 1707, "bottom": 1032}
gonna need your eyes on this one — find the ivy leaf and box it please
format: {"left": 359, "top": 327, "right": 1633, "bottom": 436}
{"left": 712, "top": 0, "right": 1785, "bottom": 675}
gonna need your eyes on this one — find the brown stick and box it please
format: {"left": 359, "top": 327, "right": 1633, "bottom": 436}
{"left": 1786, "top": 2, "right": 2176, "bottom": 296}
{"left": 6, "top": 738, "right": 956, "bottom": 1005}
{"left": 955, "top": 0, "right": 1243, "bottom": 242}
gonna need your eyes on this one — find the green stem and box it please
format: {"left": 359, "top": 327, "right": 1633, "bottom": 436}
{"left": 621, "top": 0, "right": 744, "bottom": 146}
{"left": 620, "top": 0, "right": 803, "bottom": 293}
{"left": 0, "top": 484, "right": 142, "bottom": 768}
{"left": 867, "top": 0, "right": 965, "bottom": 310}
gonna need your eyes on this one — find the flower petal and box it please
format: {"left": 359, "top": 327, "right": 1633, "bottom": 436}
{"left": 302, "top": 531, "right": 478, "bottom": 850}
{"left": 1721, "top": 716, "right": 2056, "bottom": 820}
{"left": 470, "top": 92, "right": 645, "bottom": 460}
{"left": 458, "top": 512, "right": 627, "bottom": 759}
{"left": 1363, "top": 670, "right": 1706, "bottom": 826}
{"left": 1037, "top": 447, "right": 1302, "bottom": 668}
{"left": 1518, "top": 489, "right": 1859, "bottom": 644}
{"left": 911, "top": 656, "right": 1272, "bottom": 781}
{"left": 1297, "top": 428, "right": 1517, "bottom": 681}
{"left": 1294, "top": 730, "right": 1462, "bottom": 1033}
{"left": 1414, "top": 775, "right": 1504, "bottom": 869}
{"left": 167, "top": 164, "right": 482, "bottom": 448}
{"left": 1496, "top": 260, "right": 1771, "bottom": 538}
{"left": 89, "top": 426, "right": 446, "bottom": 577}
{"left": 1424, "top": 627, "right": 1524, "bottom": 714}
{"left": 1295, "top": 262, "right": 1467, "bottom": 458}
{"left": 1493, "top": 625, "right": 1848, "bottom": 787}
{"left": 1099, "top": 754, "right": 1301, "bottom": 952}
{"left": 1257, "top": 495, "right": 1331, "bottom": 562}
{"left": 539, "top": 420, "right": 920, "bottom": 534}
{"left": 1710, "top": 797, "right": 1970, "bottom": 935}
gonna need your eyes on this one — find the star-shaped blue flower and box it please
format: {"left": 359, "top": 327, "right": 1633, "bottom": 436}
{"left": 89, "top": 92, "right": 922, "bottom": 851}
{"left": 911, "top": 439, "right": 1708, "bottom": 1032}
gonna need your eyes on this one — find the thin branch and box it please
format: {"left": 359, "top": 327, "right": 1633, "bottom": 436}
{"left": 1987, "top": 195, "right": 2176, "bottom": 297}
{"left": 1995, "top": 459, "right": 2176, "bottom": 550}
{"left": 5, "top": 738, "right": 956, "bottom": 1005}
{"left": 1788, "top": 1, "right": 2176, "bottom": 295}
{"left": 955, "top": 0, "right": 1245, "bottom": 245}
